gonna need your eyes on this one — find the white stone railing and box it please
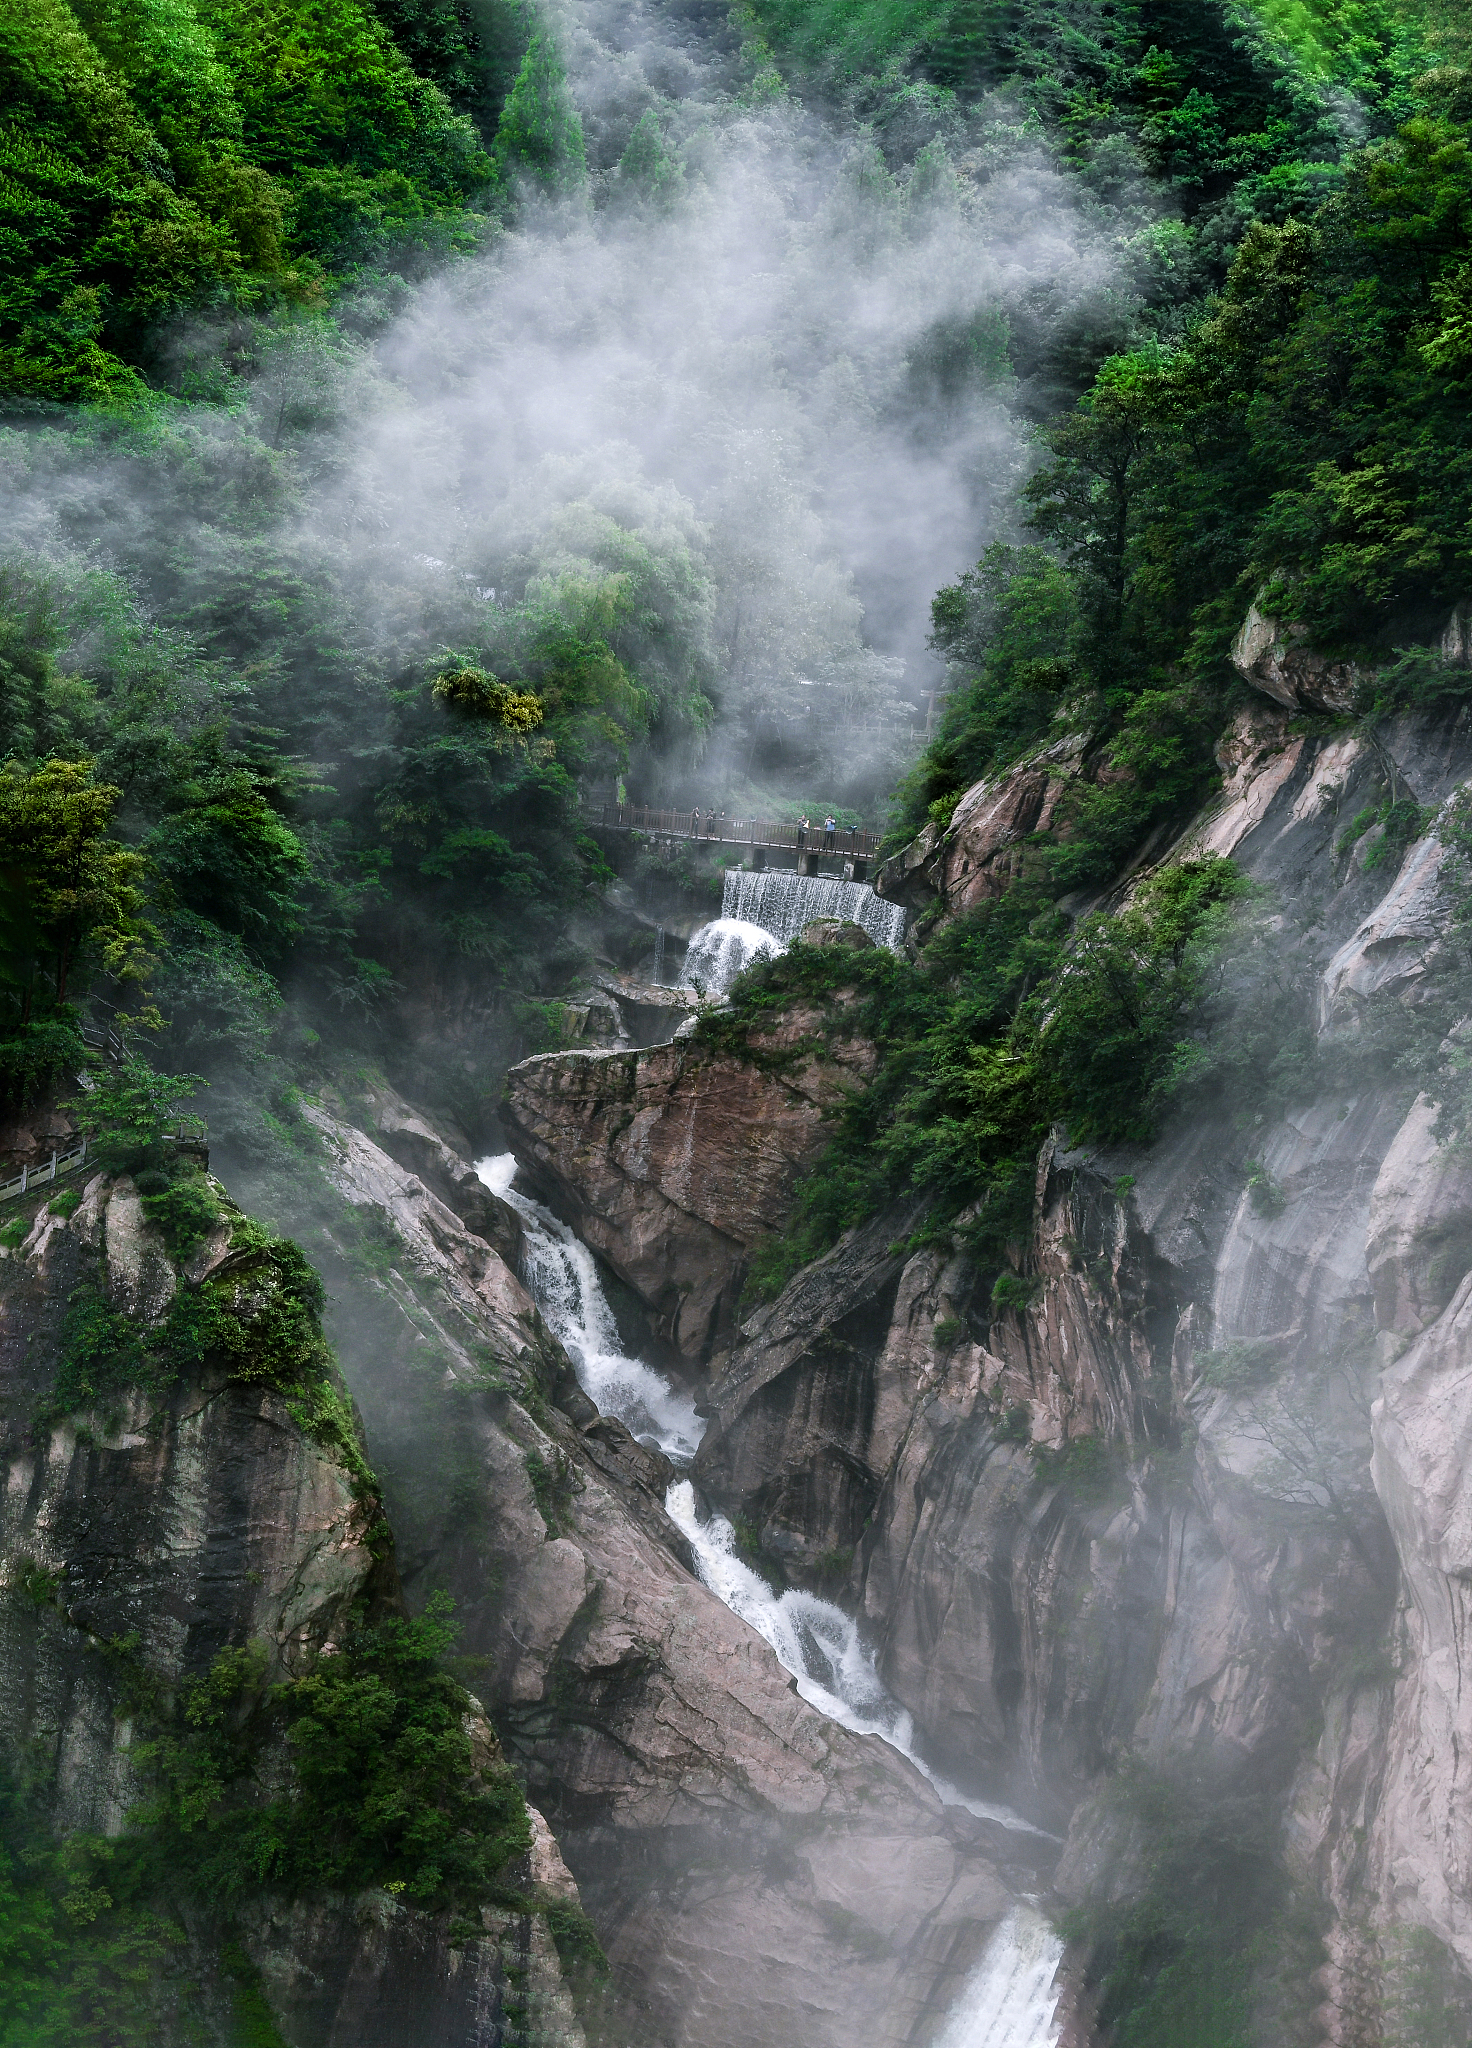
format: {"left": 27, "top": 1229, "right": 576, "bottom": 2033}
{"left": 0, "top": 1137, "right": 90, "bottom": 1205}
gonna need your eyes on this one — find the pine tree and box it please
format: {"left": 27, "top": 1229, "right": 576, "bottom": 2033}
{"left": 491, "top": 34, "right": 585, "bottom": 197}
{"left": 617, "top": 108, "right": 682, "bottom": 205}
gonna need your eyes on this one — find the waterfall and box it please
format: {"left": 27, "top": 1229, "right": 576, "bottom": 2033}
{"left": 721, "top": 867, "right": 907, "bottom": 950}
{"left": 681, "top": 917, "right": 784, "bottom": 996}
{"left": 931, "top": 1908, "right": 1065, "bottom": 2048}
{"left": 476, "top": 1155, "right": 705, "bottom": 1463}
{"left": 480, "top": 1154, "right": 1061, "bottom": 2048}
{"left": 664, "top": 1483, "right": 1054, "bottom": 1838}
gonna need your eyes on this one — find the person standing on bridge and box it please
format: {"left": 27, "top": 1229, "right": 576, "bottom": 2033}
{"left": 796, "top": 816, "right": 808, "bottom": 849}
{"left": 824, "top": 814, "right": 836, "bottom": 848}
{"left": 689, "top": 807, "right": 699, "bottom": 836}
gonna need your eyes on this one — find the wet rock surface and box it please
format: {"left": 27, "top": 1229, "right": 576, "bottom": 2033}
{"left": 301, "top": 1108, "right": 1041, "bottom": 2048}
{"left": 503, "top": 1015, "right": 876, "bottom": 1367}
{"left": 539, "top": 697, "right": 1472, "bottom": 2021}
{"left": 0, "top": 1171, "right": 582, "bottom": 2047}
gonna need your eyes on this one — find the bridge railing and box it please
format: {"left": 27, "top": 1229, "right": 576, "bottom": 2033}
{"left": 1, "top": 1127, "right": 209, "bottom": 1207}
{"left": 592, "top": 805, "right": 884, "bottom": 858}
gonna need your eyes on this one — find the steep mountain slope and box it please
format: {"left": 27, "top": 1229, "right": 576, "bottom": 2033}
{"left": 501, "top": 613, "right": 1472, "bottom": 2036}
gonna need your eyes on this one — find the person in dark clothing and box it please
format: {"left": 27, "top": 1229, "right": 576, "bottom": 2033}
{"left": 796, "top": 816, "right": 808, "bottom": 848}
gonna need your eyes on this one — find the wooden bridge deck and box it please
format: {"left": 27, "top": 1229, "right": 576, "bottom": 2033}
{"left": 589, "top": 805, "right": 885, "bottom": 860}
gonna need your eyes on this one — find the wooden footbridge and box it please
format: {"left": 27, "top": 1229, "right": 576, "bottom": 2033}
{"left": 590, "top": 804, "right": 885, "bottom": 875}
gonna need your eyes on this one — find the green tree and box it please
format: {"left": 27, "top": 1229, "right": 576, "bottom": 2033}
{"left": 617, "top": 108, "right": 682, "bottom": 204}
{"left": 146, "top": 764, "right": 309, "bottom": 966}
{"left": 0, "top": 757, "right": 152, "bottom": 1014}
{"left": 65, "top": 1054, "right": 205, "bottom": 1175}
{"left": 491, "top": 33, "right": 586, "bottom": 196}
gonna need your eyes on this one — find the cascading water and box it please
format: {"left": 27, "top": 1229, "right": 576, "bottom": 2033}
{"left": 721, "top": 867, "right": 908, "bottom": 950}
{"left": 931, "top": 1908, "right": 1065, "bottom": 2048}
{"left": 476, "top": 1154, "right": 704, "bottom": 1462}
{"left": 681, "top": 917, "right": 785, "bottom": 996}
{"left": 478, "top": 1152, "right": 1062, "bottom": 2045}
{"left": 663, "top": 1483, "right": 1055, "bottom": 1838}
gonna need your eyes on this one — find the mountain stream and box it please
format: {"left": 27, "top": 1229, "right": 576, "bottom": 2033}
{"left": 477, "top": 1153, "right": 1063, "bottom": 2046}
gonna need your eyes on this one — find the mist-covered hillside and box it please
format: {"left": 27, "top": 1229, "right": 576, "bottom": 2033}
{"left": 3, "top": 0, "right": 1472, "bottom": 2041}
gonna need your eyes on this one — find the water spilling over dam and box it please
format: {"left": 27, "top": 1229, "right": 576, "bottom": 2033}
{"left": 721, "top": 868, "right": 908, "bottom": 951}
{"left": 681, "top": 917, "right": 785, "bottom": 997}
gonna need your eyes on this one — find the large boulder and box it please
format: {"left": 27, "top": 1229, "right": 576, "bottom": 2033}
{"left": 1230, "top": 603, "right": 1363, "bottom": 713}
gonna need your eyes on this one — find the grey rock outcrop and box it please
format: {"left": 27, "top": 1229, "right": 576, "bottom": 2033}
{"left": 1230, "top": 602, "right": 1363, "bottom": 712}
{"left": 503, "top": 1007, "right": 877, "bottom": 1366}
{"left": 561, "top": 685, "right": 1472, "bottom": 2024}
{"left": 0, "top": 1170, "right": 582, "bottom": 2047}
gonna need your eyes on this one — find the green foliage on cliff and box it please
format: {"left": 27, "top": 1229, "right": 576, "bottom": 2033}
{"left": 47, "top": 1201, "right": 371, "bottom": 1485}
{"left": 126, "top": 1594, "right": 532, "bottom": 1910}
{"left": 895, "top": 74, "right": 1472, "bottom": 847}
{"left": 729, "top": 854, "right": 1292, "bottom": 1299}
{"left": 1061, "top": 1762, "right": 1323, "bottom": 2048}
{"left": 0, "top": 1598, "right": 533, "bottom": 2043}
{"left": 0, "top": 759, "right": 155, "bottom": 1108}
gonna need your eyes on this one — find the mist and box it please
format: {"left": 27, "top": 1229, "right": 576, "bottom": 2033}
{"left": 0, "top": 0, "right": 1147, "bottom": 820}
{"left": 324, "top": 0, "right": 1124, "bottom": 799}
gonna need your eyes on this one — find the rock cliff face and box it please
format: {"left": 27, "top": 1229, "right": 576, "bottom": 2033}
{"left": 513, "top": 680, "right": 1472, "bottom": 2032}
{"left": 0, "top": 1168, "right": 584, "bottom": 2048}
{"left": 503, "top": 1007, "right": 876, "bottom": 1365}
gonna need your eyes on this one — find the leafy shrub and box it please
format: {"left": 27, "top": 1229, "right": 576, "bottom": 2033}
{"left": 1032, "top": 1434, "right": 1126, "bottom": 1505}
{"left": 136, "top": 1164, "right": 222, "bottom": 1255}
{"left": 991, "top": 1271, "right": 1038, "bottom": 1311}
{"left": 0, "top": 1016, "right": 91, "bottom": 1113}
{"left": 544, "top": 1898, "right": 611, "bottom": 1982}
{"left": 1064, "top": 1763, "right": 1321, "bottom": 2048}
{"left": 125, "top": 1596, "right": 531, "bottom": 1909}
{"left": 1244, "top": 1161, "right": 1286, "bottom": 1217}
{"left": 47, "top": 1213, "right": 368, "bottom": 1481}
{"left": 1194, "top": 1340, "right": 1282, "bottom": 1392}
{"left": 524, "top": 1447, "right": 580, "bottom": 1536}
{"left": 993, "top": 1403, "right": 1031, "bottom": 1444}
{"left": 432, "top": 666, "right": 544, "bottom": 730}
{"left": 66, "top": 1057, "right": 206, "bottom": 1179}
{"left": 47, "top": 1188, "right": 81, "bottom": 1218}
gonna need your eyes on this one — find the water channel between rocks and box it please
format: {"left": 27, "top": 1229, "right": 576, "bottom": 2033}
{"left": 476, "top": 1154, "right": 1064, "bottom": 2048}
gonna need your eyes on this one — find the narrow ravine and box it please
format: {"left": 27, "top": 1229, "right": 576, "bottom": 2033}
{"left": 477, "top": 1153, "right": 1064, "bottom": 2046}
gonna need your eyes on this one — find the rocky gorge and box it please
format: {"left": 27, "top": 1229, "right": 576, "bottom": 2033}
{"left": 10, "top": 613, "right": 1472, "bottom": 2045}
{"left": 489, "top": 616, "right": 1472, "bottom": 2041}
{"left": 3, "top": 0, "right": 1471, "bottom": 2027}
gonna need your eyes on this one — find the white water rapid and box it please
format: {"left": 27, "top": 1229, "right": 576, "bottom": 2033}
{"left": 477, "top": 1152, "right": 1063, "bottom": 2045}
{"left": 476, "top": 1153, "right": 704, "bottom": 1462}
{"left": 663, "top": 1482, "right": 1056, "bottom": 1839}
{"left": 681, "top": 917, "right": 785, "bottom": 997}
{"left": 931, "top": 1908, "right": 1065, "bottom": 2048}
{"left": 721, "top": 868, "right": 908, "bottom": 950}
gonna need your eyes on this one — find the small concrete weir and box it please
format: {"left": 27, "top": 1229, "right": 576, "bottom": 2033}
{"left": 721, "top": 867, "right": 907, "bottom": 949}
